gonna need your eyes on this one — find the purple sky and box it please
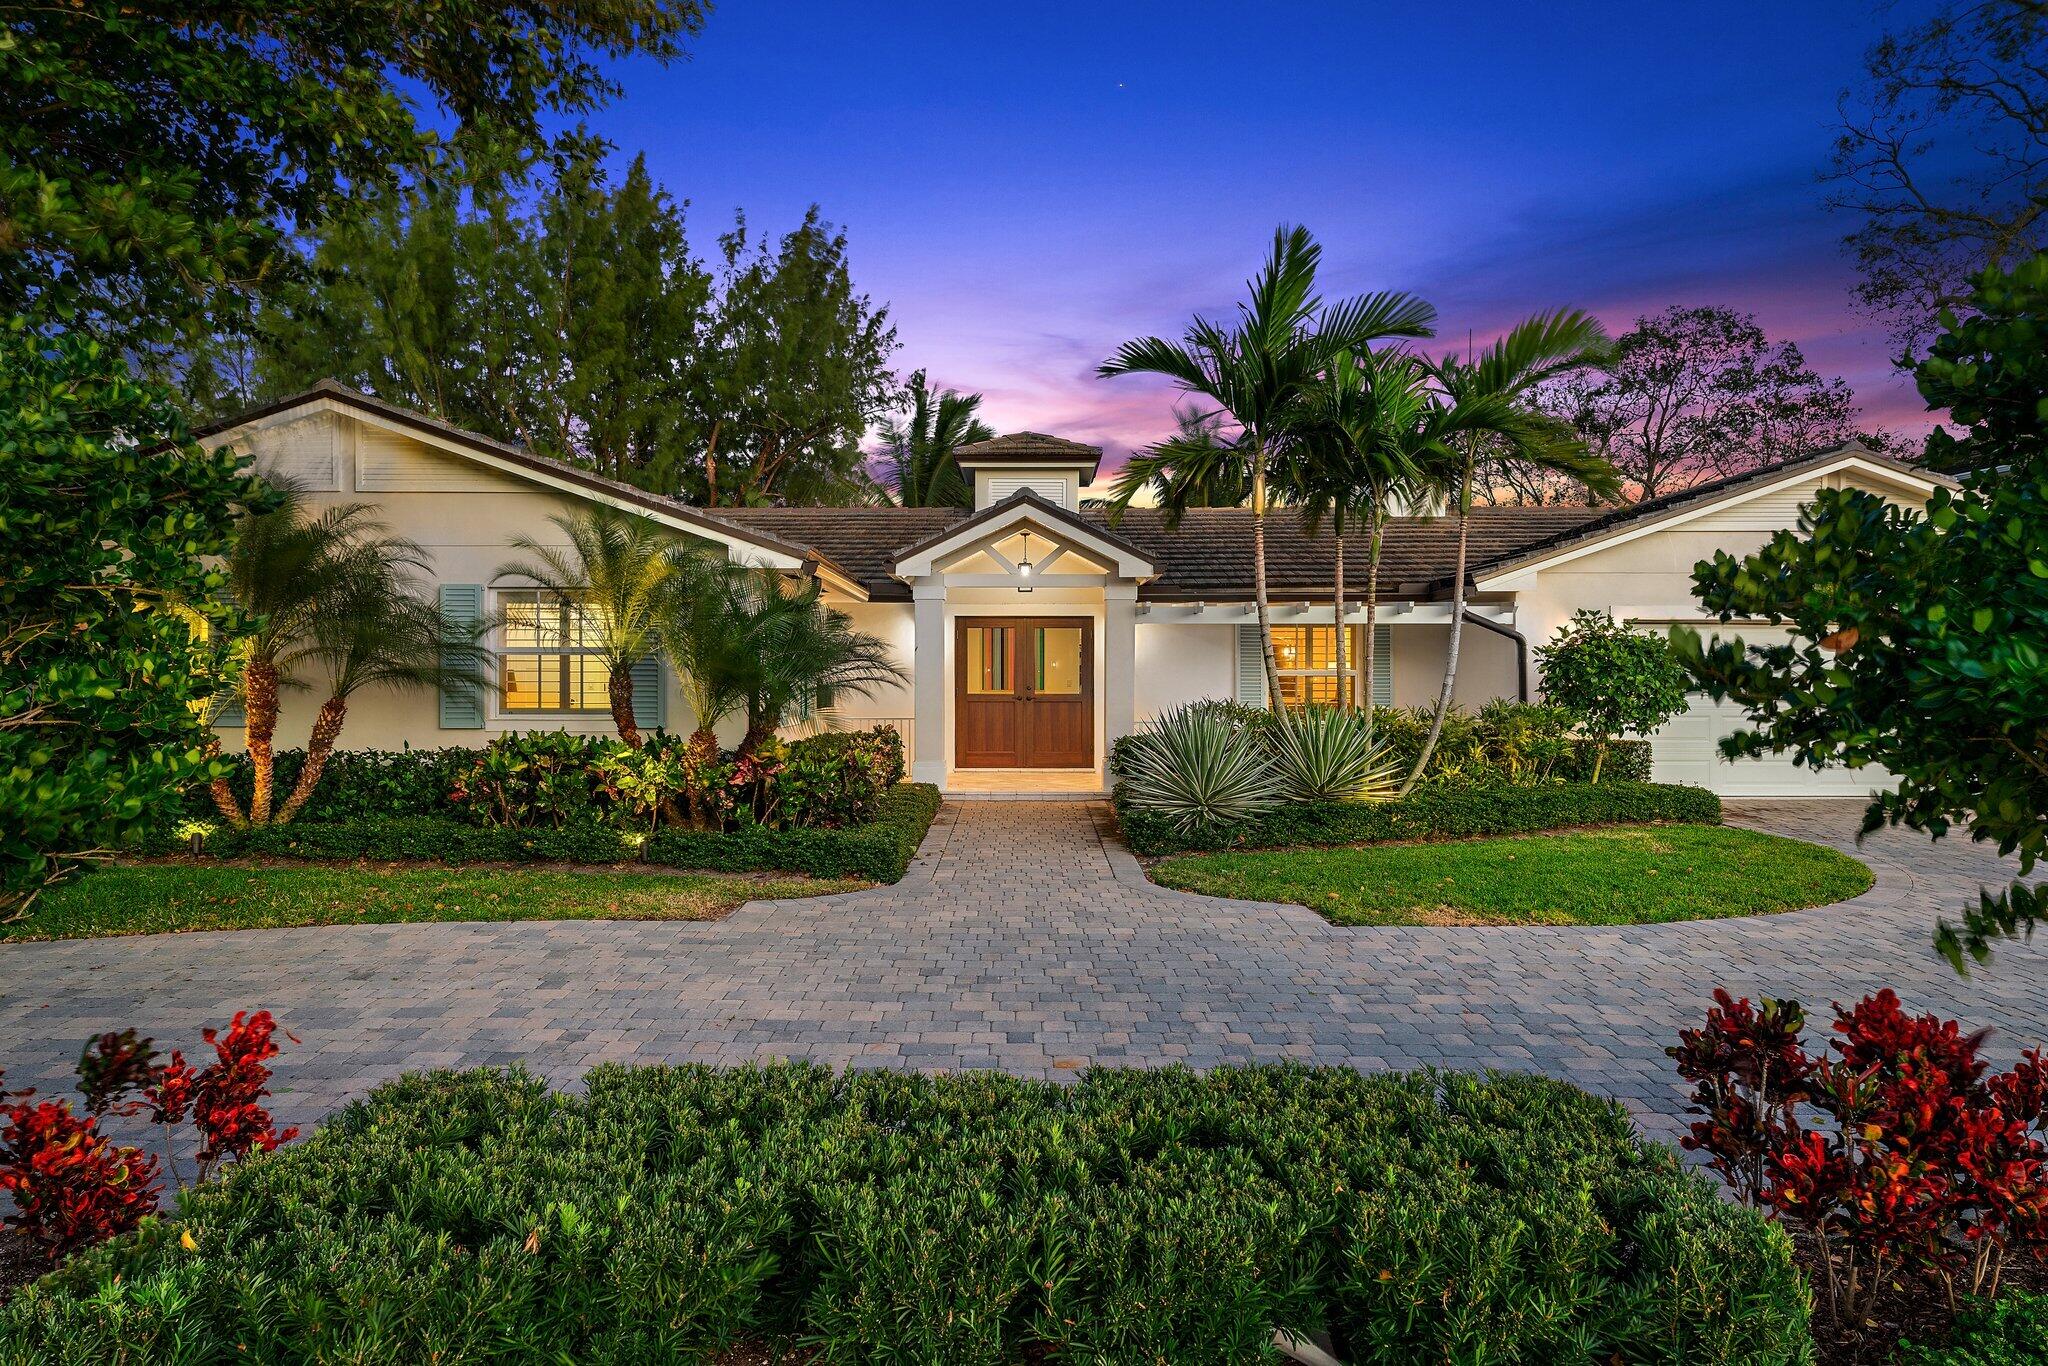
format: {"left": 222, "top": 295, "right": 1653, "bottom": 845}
{"left": 584, "top": 1, "right": 1941, "bottom": 464}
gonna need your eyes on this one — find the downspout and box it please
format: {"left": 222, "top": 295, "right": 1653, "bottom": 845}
{"left": 1460, "top": 610, "right": 1531, "bottom": 703}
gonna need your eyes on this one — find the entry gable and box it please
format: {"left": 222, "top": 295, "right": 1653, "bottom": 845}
{"left": 890, "top": 489, "right": 1157, "bottom": 582}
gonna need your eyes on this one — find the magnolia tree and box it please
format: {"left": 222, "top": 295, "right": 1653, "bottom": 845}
{"left": 1535, "top": 610, "right": 1691, "bottom": 781}
{"left": 1674, "top": 255, "right": 2048, "bottom": 966}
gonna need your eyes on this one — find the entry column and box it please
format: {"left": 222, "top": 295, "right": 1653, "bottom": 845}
{"left": 1104, "top": 583, "right": 1137, "bottom": 755}
{"left": 910, "top": 583, "right": 947, "bottom": 787}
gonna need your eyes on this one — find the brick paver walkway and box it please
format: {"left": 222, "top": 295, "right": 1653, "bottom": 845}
{"left": 1, "top": 800, "right": 2039, "bottom": 1146}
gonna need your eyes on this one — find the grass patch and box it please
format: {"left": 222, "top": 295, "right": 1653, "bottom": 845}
{"left": 1150, "top": 824, "right": 1873, "bottom": 927}
{"left": 1, "top": 862, "right": 865, "bottom": 941}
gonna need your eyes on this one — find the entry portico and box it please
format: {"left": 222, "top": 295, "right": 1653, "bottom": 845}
{"left": 888, "top": 438, "right": 1156, "bottom": 792}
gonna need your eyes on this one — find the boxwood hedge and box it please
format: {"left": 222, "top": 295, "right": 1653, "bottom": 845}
{"left": 1116, "top": 781, "right": 1722, "bottom": 856}
{"left": 0, "top": 1064, "right": 1807, "bottom": 1365}
{"left": 174, "top": 783, "right": 942, "bottom": 884}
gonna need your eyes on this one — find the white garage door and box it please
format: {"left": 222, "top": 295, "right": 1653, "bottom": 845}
{"left": 1649, "top": 695, "right": 1889, "bottom": 798}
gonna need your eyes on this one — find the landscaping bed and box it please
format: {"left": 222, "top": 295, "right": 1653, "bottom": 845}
{"left": 0, "top": 1063, "right": 1808, "bottom": 1363}
{"left": 1150, "top": 824, "right": 1873, "bottom": 927}
{"left": 1115, "top": 779, "right": 1721, "bottom": 857}
{"left": 160, "top": 782, "right": 943, "bottom": 885}
{"left": 0, "top": 863, "right": 865, "bottom": 942}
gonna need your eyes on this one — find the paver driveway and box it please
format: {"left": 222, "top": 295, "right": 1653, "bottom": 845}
{"left": 0, "top": 799, "right": 2040, "bottom": 1146}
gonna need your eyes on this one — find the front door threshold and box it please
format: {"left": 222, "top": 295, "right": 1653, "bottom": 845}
{"left": 944, "top": 768, "right": 1107, "bottom": 799}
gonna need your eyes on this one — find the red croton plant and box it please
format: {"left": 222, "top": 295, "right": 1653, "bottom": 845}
{"left": 1, "top": 1011, "right": 298, "bottom": 1260}
{"left": 1672, "top": 988, "right": 2048, "bottom": 1328}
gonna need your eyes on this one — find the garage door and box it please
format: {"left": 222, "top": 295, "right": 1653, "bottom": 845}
{"left": 1648, "top": 695, "right": 1889, "bottom": 798}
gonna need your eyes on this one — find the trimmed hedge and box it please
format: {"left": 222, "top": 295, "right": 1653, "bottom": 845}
{"left": 1117, "top": 780, "right": 1722, "bottom": 856}
{"left": 0, "top": 1064, "right": 1809, "bottom": 1364}
{"left": 168, "top": 784, "right": 942, "bottom": 884}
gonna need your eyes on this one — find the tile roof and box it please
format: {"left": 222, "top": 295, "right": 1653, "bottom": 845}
{"left": 954, "top": 431, "right": 1104, "bottom": 479}
{"left": 716, "top": 502, "right": 1603, "bottom": 601}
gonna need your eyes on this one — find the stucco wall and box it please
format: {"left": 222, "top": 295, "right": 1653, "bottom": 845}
{"left": 1386, "top": 623, "right": 1519, "bottom": 709}
{"left": 1133, "top": 624, "right": 1236, "bottom": 721}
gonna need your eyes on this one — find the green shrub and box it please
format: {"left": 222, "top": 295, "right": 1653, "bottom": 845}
{"left": 1117, "top": 702, "right": 1282, "bottom": 835}
{"left": 1116, "top": 780, "right": 1721, "bottom": 855}
{"left": 0, "top": 1064, "right": 1808, "bottom": 1364}
{"left": 191, "top": 746, "right": 474, "bottom": 823}
{"left": 1901, "top": 1292, "right": 2048, "bottom": 1364}
{"left": 1262, "top": 706, "right": 1398, "bottom": 802}
{"left": 155, "top": 785, "right": 942, "bottom": 883}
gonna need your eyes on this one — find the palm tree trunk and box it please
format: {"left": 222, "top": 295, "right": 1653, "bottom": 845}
{"left": 1364, "top": 510, "right": 1384, "bottom": 740}
{"left": 609, "top": 665, "right": 642, "bottom": 748}
{"left": 683, "top": 726, "right": 720, "bottom": 830}
{"left": 244, "top": 658, "right": 282, "bottom": 825}
{"left": 1251, "top": 445, "right": 1283, "bottom": 711}
{"left": 1332, "top": 508, "right": 1347, "bottom": 711}
{"left": 276, "top": 695, "right": 348, "bottom": 825}
{"left": 203, "top": 731, "right": 246, "bottom": 827}
{"left": 1399, "top": 453, "right": 1474, "bottom": 796}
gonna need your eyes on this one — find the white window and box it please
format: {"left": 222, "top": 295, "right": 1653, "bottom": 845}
{"left": 1273, "top": 625, "right": 1365, "bottom": 709}
{"left": 498, "top": 589, "right": 611, "bottom": 714}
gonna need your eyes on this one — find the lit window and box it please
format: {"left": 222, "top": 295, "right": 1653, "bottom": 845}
{"left": 1272, "top": 625, "right": 1365, "bottom": 709}
{"left": 498, "top": 589, "right": 611, "bottom": 713}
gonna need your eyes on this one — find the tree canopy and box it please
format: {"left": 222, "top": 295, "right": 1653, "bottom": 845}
{"left": 0, "top": 0, "right": 706, "bottom": 359}
{"left": 252, "top": 150, "right": 897, "bottom": 506}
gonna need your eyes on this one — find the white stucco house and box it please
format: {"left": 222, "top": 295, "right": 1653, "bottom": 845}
{"left": 202, "top": 381, "right": 1951, "bottom": 798}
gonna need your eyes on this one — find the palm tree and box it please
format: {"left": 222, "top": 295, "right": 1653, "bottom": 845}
{"left": 876, "top": 369, "right": 996, "bottom": 508}
{"left": 211, "top": 489, "right": 412, "bottom": 826}
{"left": 1398, "top": 310, "right": 1620, "bottom": 794}
{"left": 498, "top": 506, "right": 678, "bottom": 746}
{"left": 721, "top": 566, "right": 907, "bottom": 756}
{"left": 1104, "top": 405, "right": 1254, "bottom": 512}
{"left": 1287, "top": 348, "right": 1437, "bottom": 716}
{"left": 1100, "top": 225, "right": 1436, "bottom": 708}
{"left": 274, "top": 570, "right": 491, "bottom": 823}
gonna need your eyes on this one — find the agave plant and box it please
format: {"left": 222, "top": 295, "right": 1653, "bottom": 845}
{"left": 1119, "top": 702, "right": 1282, "bottom": 836}
{"left": 1264, "top": 706, "right": 1399, "bottom": 803}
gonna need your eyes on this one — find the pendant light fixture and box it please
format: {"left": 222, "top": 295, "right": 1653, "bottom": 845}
{"left": 1016, "top": 531, "right": 1034, "bottom": 592}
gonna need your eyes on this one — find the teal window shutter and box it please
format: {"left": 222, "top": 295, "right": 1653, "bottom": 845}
{"left": 1234, "top": 623, "right": 1267, "bottom": 708}
{"left": 439, "top": 584, "right": 485, "bottom": 729}
{"left": 1371, "top": 623, "right": 1393, "bottom": 707}
{"left": 630, "top": 654, "right": 664, "bottom": 731}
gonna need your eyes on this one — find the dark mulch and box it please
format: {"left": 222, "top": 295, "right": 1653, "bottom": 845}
{"left": 1801, "top": 1229, "right": 2048, "bottom": 1365}
{"left": 0, "top": 1231, "right": 42, "bottom": 1305}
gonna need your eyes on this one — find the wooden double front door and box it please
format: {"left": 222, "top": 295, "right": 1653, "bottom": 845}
{"left": 955, "top": 617, "right": 1093, "bottom": 768}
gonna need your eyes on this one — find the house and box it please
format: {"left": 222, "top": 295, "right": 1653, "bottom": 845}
{"left": 201, "top": 381, "right": 1952, "bottom": 798}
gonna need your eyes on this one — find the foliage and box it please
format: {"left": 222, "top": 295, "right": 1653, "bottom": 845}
{"left": 450, "top": 732, "right": 615, "bottom": 830}
{"left": 3, "top": 864, "right": 862, "bottom": 942}
{"left": 874, "top": 368, "right": 994, "bottom": 507}
{"left": 1116, "top": 702, "right": 1284, "bottom": 836}
{"left": 0, "top": 0, "right": 705, "bottom": 369}
{"left": 1152, "top": 824, "right": 1871, "bottom": 928}
{"left": 257, "top": 143, "right": 896, "bottom": 503}
{"left": 1261, "top": 706, "right": 1398, "bottom": 802}
{"left": 1116, "top": 779, "right": 1719, "bottom": 857}
{"left": 1673, "top": 256, "right": 2048, "bottom": 966}
{"left": 1825, "top": 0, "right": 2048, "bottom": 351}
{"left": 0, "top": 1063, "right": 1809, "bottom": 1363}
{"left": 1, "top": 1011, "right": 295, "bottom": 1260}
{"left": 188, "top": 747, "right": 474, "bottom": 824}
{"left": 1900, "top": 1290, "right": 2048, "bottom": 1365}
{"left": 1533, "top": 304, "right": 1864, "bottom": 500}
{"left": 0, "top": 328, "right": 261, "bottom": 921}
{"left": 1537, "top": 610, "right": 1692, "bottom": 781}
{"left": 1672, "top": 989, "right": 2048, "bottom": 1330}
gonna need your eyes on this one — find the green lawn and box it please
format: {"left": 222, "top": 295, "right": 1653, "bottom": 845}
{"left": 2, "top": 862, "right": 866, "bottom": 941}
{"left": 1149, "top": 824, "right": 1873, "bottom": 927}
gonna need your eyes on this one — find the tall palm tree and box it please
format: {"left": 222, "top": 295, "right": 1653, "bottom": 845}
{"left": 212, "top": 488, "right": 413, "bottom": 826}
{"left": 1287, "top": 348, "right": 1437, "bottom": 716}
{"left": 877, "top": 369, "right": 996, "bottom": 508}
{"left": 274, "top": 571, "right": 491, "bottom": 823}
{"left": 498, "top": 506, "right": 678, "bottom": 747}
{"left": 1398, "top": 309, "right": 1620, "bottom": 794}
{"left": 1104, "top": 405, "right": 1254, "bottom": 513}
{"left": 1100, "top": 225, "right": 1436, "bottom": 708}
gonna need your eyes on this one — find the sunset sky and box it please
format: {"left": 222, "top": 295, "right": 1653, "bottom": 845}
{"left": 585, "top": 1, "right": 1941, "bottom": 464}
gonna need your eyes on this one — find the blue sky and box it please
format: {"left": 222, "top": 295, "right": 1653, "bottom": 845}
{"left": 580, "top": 1, "right": 1938, "bottom": 460}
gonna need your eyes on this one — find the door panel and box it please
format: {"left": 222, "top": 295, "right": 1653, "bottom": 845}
{"left": 954, "top": 618, "right": 1093, "bottom": 769}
